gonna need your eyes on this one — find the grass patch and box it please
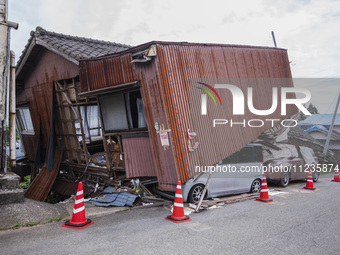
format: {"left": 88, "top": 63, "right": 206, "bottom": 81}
{"left": 23, "top": 222, "right": 37, "bottom": 227}
{"left": 12, "top": 223, "right": 21, "bottom": 230}
{"left": 46, "top": 217, "right": 61, "bottom": 223}
{"left": 11, "top": 221, "right": 38, "bottom": 230}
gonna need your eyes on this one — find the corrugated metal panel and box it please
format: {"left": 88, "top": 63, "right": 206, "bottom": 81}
{"left": 80, "top": 52, "right": 179, "bottom": 191}
{"left": 80, "top": 54, "right": 137, "bottom": 92}
{"left": 134, "top": 58, "right": 179, "bottom": 191}
{"left": 80, "top": 42, "right": 298, "bottom": 191}
{"left": 24, "top": 147, "right": 63, "bottom": 201}
{"left": 155, "top": 44, "right": 297, "bottom": 186}
{"left": 52, "top": 179, "right": 93, "bottom": 197}
{"left": 122, "top": 135, "right": 157, "bottom": 178}
{"left": 16, "top": 49, "right": 78, "bottom": 161}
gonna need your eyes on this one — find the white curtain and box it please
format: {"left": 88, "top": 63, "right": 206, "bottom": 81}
{"left": 80, "top": 105, "right": 101, "bottom": 139}
{"left": 137, "top": 98, "right": 147, "bottom": 128}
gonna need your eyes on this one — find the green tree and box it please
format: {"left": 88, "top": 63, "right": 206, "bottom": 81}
{"left": 299, "top": 103, "right": 319, "bottom": 121}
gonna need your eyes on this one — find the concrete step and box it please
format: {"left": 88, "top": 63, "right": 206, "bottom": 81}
{"left": 0, "top": 172, "right": 24, "bottom": 205}
{"left": 0, "top": 172, "right": 21, "bottom": 190}
{"left": 0, "top": 189, "right": 25, "bottom": 205}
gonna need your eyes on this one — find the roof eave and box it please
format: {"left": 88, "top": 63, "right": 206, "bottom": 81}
{"left": 80, "top": 40, "right": 287, "bottom": 63}
{"left": 16, "top": 37, "right": 36, "bottom": 78}
{"left": 16, "top": 37, "right": 79, "bottom": 81}
{"left": 35, "top": 38, "right": 79, "bottom": 65}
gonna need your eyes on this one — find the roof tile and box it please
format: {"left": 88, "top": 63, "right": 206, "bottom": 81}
{"left": 17, "top": 26, "right": 131, "bottom": 69}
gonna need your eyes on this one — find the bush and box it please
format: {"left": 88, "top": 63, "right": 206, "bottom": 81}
{"left": 19, "top": 175, "right": 31, "bottom": 189}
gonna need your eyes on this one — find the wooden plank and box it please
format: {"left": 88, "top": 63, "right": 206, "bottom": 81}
{"left": 55, "top": 83, "right": 72, "bottom": 161}
{"left": 56, "top": 81, "right": 78, "bottom": 116}
{"left": 60, "top": 119, "right": 77, "bottom": 123}
{"left": 56, "top": 133, "right": 83, "bottom": 136}
{"left": 74, "top": 78, "right": 89, "bottom": 163}
{"left": 63, "top": 101, "right": 77, "bottom": 161}
{"left": 201, "top": 193, "right": 259, "bottom": 207}
{"left": 24, "top": 147, "right": 64, "bottom": 201}
{"left": 98, "top": 98, "right": 111, "bottom": 170}
{"left": 195, "top": 171, "right": 213, "bottom": 213}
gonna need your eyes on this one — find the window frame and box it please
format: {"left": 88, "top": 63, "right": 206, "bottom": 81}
{"left": 16, "top": 106, "right": 35, "bottom": 135}
{"left": 75, "top": 104, "right": 102, "bottom": 143}
{"left": 98, "top": 89, "right": 147, "bottom": 133}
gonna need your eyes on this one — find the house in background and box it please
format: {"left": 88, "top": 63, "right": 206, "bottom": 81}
{"left": 299, "top": 114, "right": 340, "bottom": 161}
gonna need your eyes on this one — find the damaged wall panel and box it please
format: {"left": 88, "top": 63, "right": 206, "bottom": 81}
{"left": 80, "top": 42, "right": 298, "bottom": 191}
{"left": 122, "top": 134, "right": 158, "bottom": 178}
{"left": 16, "top": 49, "right": 79, "bottom": 162}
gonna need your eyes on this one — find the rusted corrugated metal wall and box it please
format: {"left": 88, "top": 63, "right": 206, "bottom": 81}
{"left": 16, "top": 49, "right": 79, "bottom": 161}
{"left": 122, "top": 136, "right": 157, "bottom": 178}
{"left": 154, "top": 43, "right": 297, "bottom": 187}
{"left": 134, "top": 58, "right": 179, "bottom": 191}
{"left": 80, "top": 42, "right": 297, "bottom": 191}
{"left": 80, "top": 54, "right": 137, "bottom": 92}
{"left": 80, "top": 53, "right": 178, "bottom": 190}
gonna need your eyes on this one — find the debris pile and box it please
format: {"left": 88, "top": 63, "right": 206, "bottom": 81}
{"left": 90, "top": 186, "right": 141, "bottom": 207}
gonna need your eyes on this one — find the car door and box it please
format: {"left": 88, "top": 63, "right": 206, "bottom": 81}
{"left": 233, "top": 145, "right": 262, "bottom": 193}
{"left": 289, "top": 157, "right": 306, "bottom": 180}
{"left": 210, "top": 154, "right": 238, "bottom": 196}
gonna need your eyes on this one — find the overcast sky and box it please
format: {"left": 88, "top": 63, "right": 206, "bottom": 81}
{"left": 7, "top": 0, "right": 340, "bottom": 113}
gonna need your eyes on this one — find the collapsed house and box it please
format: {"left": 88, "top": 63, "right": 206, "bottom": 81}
{"left": 15, "top": 27, "right": 130, "bottom": 200}
{"left": 16, "top": 27, "right": 298, "bottom": 200}
{"left": 270, "top": 126, "right": 335, "bottom": 163}
{"left": 78, "top": 41, "right": 298, "bottom": 191}
{"left": 299, "top": 114, "right": 340, "bottom": 161}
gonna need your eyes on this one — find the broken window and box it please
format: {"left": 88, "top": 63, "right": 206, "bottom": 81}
{"left": 75, "top": 105, "right": 102, "bottom": 143}
{"left": 99, "top": 90, "right": 147, "bottom": 132}
{"left": 16, "top": 107, "right": 34, "bottom": 135}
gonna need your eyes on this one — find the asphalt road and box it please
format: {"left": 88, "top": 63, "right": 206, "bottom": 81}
{"left": 1, "top": 173, "right": 339, "bottom": 255}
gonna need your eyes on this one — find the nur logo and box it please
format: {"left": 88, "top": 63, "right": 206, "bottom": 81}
{"left": 196, "top": 82, "right": 222, "bottom": 115}
{"left": 197, "top": 82, "right": 312, "bottom": 116}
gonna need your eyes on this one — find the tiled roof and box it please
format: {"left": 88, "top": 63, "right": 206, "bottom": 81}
{"left": 34, "top": 26, "right": 130, "bottom": 60}
{"left": 16, "top": 26, "right": 131, "bottom": 75}
{"left": 90, "top": 186, "right": 139, "bottom": 207}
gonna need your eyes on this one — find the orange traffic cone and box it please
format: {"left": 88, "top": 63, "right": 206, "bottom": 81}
{"left": 62, "top": 182, "right": 94, "bottom": 229}
{"left": 165, "top": 181, "right": 192, "bottom": 223}
{"left": 331, "top": 166, "right": 340, "bottom": 182}
{"left": 303, "top": 168, "right": 316, "bottom": 190}
{"left": 255, "top": 173, "right": 273, "bottom": 203}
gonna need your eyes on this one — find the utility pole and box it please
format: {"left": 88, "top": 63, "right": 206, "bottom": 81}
{"left": 271, "top": 31, "right": 277, "bottom": 48}
{"left": 323, "top": 92, "right": 340, "bottom": 156}
{"left": 0, "top": 0, "right": 9, "bottom": 175}
{"left": 0, "top": 0, "right": 18, "bottom": 175}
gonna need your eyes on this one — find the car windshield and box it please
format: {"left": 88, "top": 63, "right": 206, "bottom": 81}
{"left": 221, "top": 144, "right": 262, "bottom": 164}
{"left": 264, "top": 144, "right": 299, "bottom": 160}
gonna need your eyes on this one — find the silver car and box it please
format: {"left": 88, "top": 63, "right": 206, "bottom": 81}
{"left": 182, "top": 144, "right": 263, "bottom": 203}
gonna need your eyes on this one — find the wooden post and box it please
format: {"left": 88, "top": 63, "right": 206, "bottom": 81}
{"left": 195, "top": 169, "right": 214, "bottom": 213}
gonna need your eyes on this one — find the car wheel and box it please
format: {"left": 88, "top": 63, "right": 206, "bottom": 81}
{"left": 312, "top": 171, "right": 319, "bottom": 182}
{"left": 188, "top": 184, "right": 205, "bottom": 203}
{"left": 280, "top": 172, "right": 290, "bottom": 187}
{"left": 250, "top": 179, "right": 261, "bottom": 193}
